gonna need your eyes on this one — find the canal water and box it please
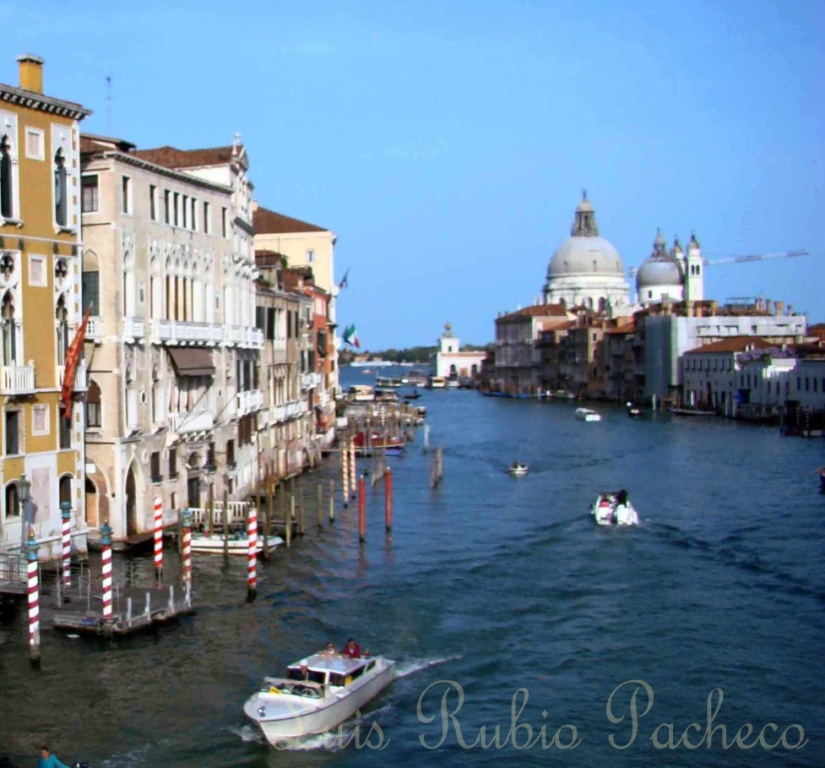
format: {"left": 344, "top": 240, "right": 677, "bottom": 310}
{"left": 1, "top": 366, "right": 824, "bottom": 766}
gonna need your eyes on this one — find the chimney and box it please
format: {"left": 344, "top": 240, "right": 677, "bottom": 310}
{"left": 787, "top": 304, "right": 793, "bottom": 316}
{"left": 774, "top": 300, "right": 783, "bottom": 316}
{"left": 17, "top": 54, "right": 44, "bottom": 94}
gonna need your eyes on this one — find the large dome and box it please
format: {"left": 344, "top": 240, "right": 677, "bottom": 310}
{"left": 636, "top": 258, "right": 683, "bottom": 289}
{"left": 548, "top": 235, "right": 624, "bottom": 278}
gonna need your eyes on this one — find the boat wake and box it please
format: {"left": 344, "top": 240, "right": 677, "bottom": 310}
{"left": 395, "top": 654, "right": 464, "bottom": 678}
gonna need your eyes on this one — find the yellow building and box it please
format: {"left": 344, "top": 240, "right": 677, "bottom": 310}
{"left": 0, "top": 55, "right": 91, "bottom": 558}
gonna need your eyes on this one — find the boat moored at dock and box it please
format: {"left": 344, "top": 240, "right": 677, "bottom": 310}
{"left": 189, "top": 532, "right": 283, "bottom": 555}
{"left": 243, "top": 651, "right": 396, "bottom": 744}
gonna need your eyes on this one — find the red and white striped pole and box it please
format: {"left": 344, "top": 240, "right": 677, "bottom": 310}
{"left": 60, "top": 500, "right": 72, "bottom": 587}
{"left": 181, "top": 508, "right": 192, "bottom": 606}
{"left": 247, "top": 505, "right": 257, "bottom": 601}
{"left": 100, "top": 520, "right": 113, "bottom": 621}
{"left": 153, "top": 496, "right": 163, "bottom": 581}
{"left": 25, "top": 528, "right": 40, "bottom": 666}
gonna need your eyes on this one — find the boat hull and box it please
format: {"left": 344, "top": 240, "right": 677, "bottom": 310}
{"left": 190, "top": 534, "right": 283, "bottom": 555}
{"left": 246, "top": 659, "right": 396, "bottom": 744}
{"left": 592, "top": 495, "right": 639, "bottom": 526}
{"left": 575, "top": 408, "right": 602, "bottom": 422}
{"left": 509, "top": 467, "right": 528, "bottom": 477}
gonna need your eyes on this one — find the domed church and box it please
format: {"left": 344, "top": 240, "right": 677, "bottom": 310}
{"left": 635, "top": 229, "right": 704, "bottom": 307}
{"left": 542, "top": 192, "right": 632, "bottom": 315}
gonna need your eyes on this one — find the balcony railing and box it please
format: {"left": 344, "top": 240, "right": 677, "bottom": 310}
{"left": 269, "top": 401, "right": 307, "bottom": 422}
{"left": 237, "top": 389, "right": 264, "bottom": 417}
{"left": 151, "top": 319, "right": 223, "bottom": 346}
{"left": 0, "top": 365, "right": 35, "bottom": 394}
{"left": 224, "top": 325, "right": 264, "bottom": 349}
{"left": 122, "top": 316, "right": 145, "bottom": 342}
{"left": 301, "top": 372, "right": 322, "bottom": 390}
{"left": 87, "top": 316, "right": 103, "bottom": 344}
{"left": 168, "top": 408, "right": 214, "bottom": 434}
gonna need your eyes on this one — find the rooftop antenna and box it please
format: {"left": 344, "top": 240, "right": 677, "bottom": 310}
{"left": 106, "top": 75, "right": 112, "bottom": 135}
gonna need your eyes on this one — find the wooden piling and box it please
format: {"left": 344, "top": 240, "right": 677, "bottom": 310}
{"left": 222, "top": 488, "right": 229, "bottom": 560}
{"left": 286, "top": 496, "right": 293, "bottom": 548}
{"left": 317, "top": 483, "right": 323, "bottom": 529}
{"left": 358, "top": 473, "right": 366, "bottom": 543}
{"left": 349, "top": 439, "right": 357, "bottom": 499}
{"left": 341, "top": 437, "right": 349, "bottom": 507}
{"left": 264, "top": 467, "right": 274, "bottom": 559}
{"left": 385, "top": 466, "right": 393, "bottom": 533}
{"left": 329, "top": 479, "right": 335, "bottom": 522}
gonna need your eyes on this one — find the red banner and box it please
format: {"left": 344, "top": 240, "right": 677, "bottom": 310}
{"left": 61, "top": 306, "right": 92, "bottom": 415}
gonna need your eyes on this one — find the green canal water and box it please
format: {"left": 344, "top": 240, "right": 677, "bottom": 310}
{"left": 1, "top": 366, "right": 824, "bottom": 766}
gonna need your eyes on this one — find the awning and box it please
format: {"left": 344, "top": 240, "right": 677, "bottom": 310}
{"left": 167, "top": 347, "right": 215, "bottom": 377}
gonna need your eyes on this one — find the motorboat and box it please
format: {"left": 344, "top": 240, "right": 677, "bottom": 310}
{"left": 427, "top": 376, "right": 446, "bottom": 389}
{"left": 575, "top": 407, "right": 602, "bottom": 422}
{"left": 352, "top": 431, "right": 407, "bottom": 456}
{"left": 508, "top": 461, "right": 529, "bottom": 477}
{"left": 244, "top": 651, "right": 396, "bottom": 744}
{"left": 592, "top": 493, "right": 639, "bottom": 526}
{"left": 626, "top": 402, "right": 642, "bottom": 417}
{"left": 190, "top": 531, "right": 283, "bottom": 555}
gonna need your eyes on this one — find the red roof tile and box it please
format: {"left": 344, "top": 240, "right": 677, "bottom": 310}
{"left": 132, "top": 145, "right": 236, "bottom": 169}
{"left": 498, "top": 304, "right": 568, "bottom": 322}
{"left": 253, "top": 206, "right": 327, "bottom": 234}
{"left": 684, "top": 336, "right": 775, "bottom": 355}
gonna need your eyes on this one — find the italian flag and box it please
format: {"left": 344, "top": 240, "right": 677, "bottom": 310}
{"left": 343, "top": 323, "right": 360, "bottom": 348}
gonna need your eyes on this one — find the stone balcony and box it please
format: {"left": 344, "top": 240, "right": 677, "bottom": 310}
{"left": 152, "top": 319, "right": 223, "bottom": 346}
{"left": 122, "top": 316, "right": 146, "bottom": 342}
{"left": 0, "top": 365, "right": 35, "bottom": 395}
{"left": 56, "top": 360, "right": 88, "bottom": 392}
{"left": 300, "top": 372, "right": 322, "bottom": 390}
{"left": 87, "top": 316, "right": 103, "bottom": 344}
{"left": 224, "top": 325, "right": 264, "bottom": 349}
{"left": 237, "top": 389, "right": 263, "bottom": 417}
{"left": 269, "top": 401, "right": 307, "bottom": 423}
{"left": 168, "top": 408, "right": 214, "bottom": 434}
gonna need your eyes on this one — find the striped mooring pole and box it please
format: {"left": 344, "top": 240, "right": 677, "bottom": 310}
{"left": 100, "top": 519, "right": 113, "bottom": 621}
{"left": 247, "top": 505, "right": 257, "bottom": 601}
{"left": 25, "top": 528, "right": 40, "bottom": 666}
{"left": 181, "top": 507, "right": 192, "bottom": 606}
{"left": 60, "top": 500, "right": 72, "bottom": 587}
{"left": 153, "top": 496, "right": 163, "bottom": 581}
{"left": 358, "top": 473, "right": 366, "bottom": 543}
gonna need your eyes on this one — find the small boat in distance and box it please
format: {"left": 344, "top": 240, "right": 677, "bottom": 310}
{"left": 508, "top": 461, "right": 529, "bottom": 477}
{"left": 402, "top": 389, "right": 421, "bottom": 400}
{"left": 190, "top": 532, "right": 283, "bottom": 555}
{"left": 244, "top": 650, "right": 396, "bottom": 744}
{"left": 626, "top": 402, "right": 642, "bottom": 417}
{"left": 427, "top": 376, "right": 447, "bottom": 389}
{"left": 575, "top": 407, "right": 602, "bottom": 422}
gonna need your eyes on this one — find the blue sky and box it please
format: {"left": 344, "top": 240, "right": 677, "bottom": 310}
{"left": 5, "top": 0, "right": 824, "bottom": 349}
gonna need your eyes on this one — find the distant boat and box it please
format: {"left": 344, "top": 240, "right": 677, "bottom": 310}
{"left": 668, "top": 406, "right": 716, "bottom": 416}
{"left": 402, "top": 390, "right": 421, "bottom": 400}
{"left": 508, "top": 461, "right": 529, "bottom": 477}
{"left": 575, "top": 407, "right": 602, "bottom": 422}
{"left": 626, "top": 402, "right": 642, "bottom": 417}
{"left": 427, "top": 376, "right": 447, "bottom": 389}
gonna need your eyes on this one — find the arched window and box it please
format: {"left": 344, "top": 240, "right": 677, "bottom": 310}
{"left": 86, "top": 379, "right": 102, "bottom": 427}
{"left": 56, "top": 294, "right": 69, "bottom": 365}
{"left": 0, "top": 135, "right": 12, "bottom": 219}
{"left": 54, "top": 148, "right": 68, "bottom": 226}
{"left": 1, "top": 291, "right": 17, "bottom": 366}
{"left": 59, "top": 475, "right": 72, "bottom": 506}
{"left": 4, "top": 482, "right": 19, "bottom": 519}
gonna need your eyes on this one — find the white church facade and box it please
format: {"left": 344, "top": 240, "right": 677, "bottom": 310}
{"left": 433, "top": 323, "right": 487, "bottom": 380}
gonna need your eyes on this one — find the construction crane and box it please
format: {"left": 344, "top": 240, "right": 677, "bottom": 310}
{"left": 627, "top": 249, "right": 809, "bottom": 279}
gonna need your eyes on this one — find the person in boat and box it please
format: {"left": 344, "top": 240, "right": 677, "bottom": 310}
{"left": 320, "top": 641, "right": 337, "bottom": 656}
{"left": 616, "top": 488, "right": 628, "bottom": 506}
{"left": 342, "top": 638, "right": 362, "bottom": 659}
{"left": 37, "top": 747, "right": 70, "bottom": 768}
{"left": 595, "top": 494, "right": 614, "bottom": 524}
{"left": 298, "top": 662, "right": 310, "bottom": 680}
{"left": 613, "top": 488, "right": 638, "bottom": 525}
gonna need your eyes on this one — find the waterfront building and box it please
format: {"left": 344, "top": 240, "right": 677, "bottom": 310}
{"left": 253, "top": 205, "right": 339, "bottom": 399}
{"left": 0, "top": 55, "right": 91, "bottom": 558}
{"left": 635, "top": 230, "right": 704, "bottom": 307}
{"left": 80, "top": 134, "right": 262, "bottom": 543}
{"left": 542, "top": 192, "right": 633, "bottom": 316}
{"left": 493, "top": 304, "right": 573, "bottom": 393}
{"left": 432, "top": 323, "right": 486, "bottom": 380}
{"left": 255, "top": 251, "right": 316, "bottom": 477}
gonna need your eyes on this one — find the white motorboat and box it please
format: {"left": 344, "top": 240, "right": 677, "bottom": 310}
{"left": 575, "top": 407, "right": 602, "bottom": 422}
{"left": 508, "top": 462, "right": 529, "bottom": 477}
{"left": 190, "top": 531, "right": 283, "bottom": 555}
{"left": 626, "top": 402, "right": 642, "bottom": 417}
{"left": 592, "top": 493, "right": 639, "bottom": 526}
{"left": 244, "top": 651, "right": 396, "bottom": 744}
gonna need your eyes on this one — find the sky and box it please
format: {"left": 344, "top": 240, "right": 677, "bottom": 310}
{"left": 5, "top": 0, "right": 824, "bottom": 349}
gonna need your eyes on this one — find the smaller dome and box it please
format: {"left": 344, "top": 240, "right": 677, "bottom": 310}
{"left": 636, "top": 257, "right": 683, "bottom": 290}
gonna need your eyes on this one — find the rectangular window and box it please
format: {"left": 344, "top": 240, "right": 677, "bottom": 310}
{"left": 25, "top": 128, "right": 45, "bottom": 160}
{"left": 190, "top": 198, "right": 197, "bottom": 231}
{"left": 203, "top": 201, "right": 210, "bottom": 233}
{"left": 226, "top": 438, "right": 235, "bottom": 467}
{"left": 59, "top": 412, "right": 72, "bottom": 449}
{"left": 306, "top": 249, "right": 315, "bottom": 263}
{"left": 149, "top": 185, "right": 158, "bottom": 221}
{"left": 173, "top": 192, "right": 180, "bottom": 226}
{"left": 32, "top": 405, "right": 49, "bottom": 436}
{"left": 81, "top": 175, "right": 99, "bottom": 213}
{"left": 5, "top": 411, "right": 19, "bottom": 455}
{"left": 151, "top": 451, "right": 162, "bottom": 482}
{"left": 164, "top": 190, "right": 171, "bottom": 224}
{"left": 121, "top": 176, "right": 132, "bottom": 214}
{"left": 182, "top": 195, "right": 189, "bottom": 228}
{"left": 206, "top": 442, "right": 216, "bottom": 469}
{"left": 169, "top": 448, "right": 178, "bottom": 478}
{"left": 221, "top": 207, "right": 228, "bottom": 238}
{"left": 805, "top": 377, "right": 810, "bottom": 392}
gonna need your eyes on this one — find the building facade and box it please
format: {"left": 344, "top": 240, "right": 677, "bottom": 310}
{"left": 0, "top": 55, "right": 90, "bottom": 558}
{"left": 80, "top": 135, "right": 262, "bottom": 542}
{"left": 433, "top": 323, "right": 486, "bottom": 380}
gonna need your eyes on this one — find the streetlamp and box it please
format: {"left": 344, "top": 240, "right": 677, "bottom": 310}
{"left": 18, "top": 473, "right": 31, "bottom": 551}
